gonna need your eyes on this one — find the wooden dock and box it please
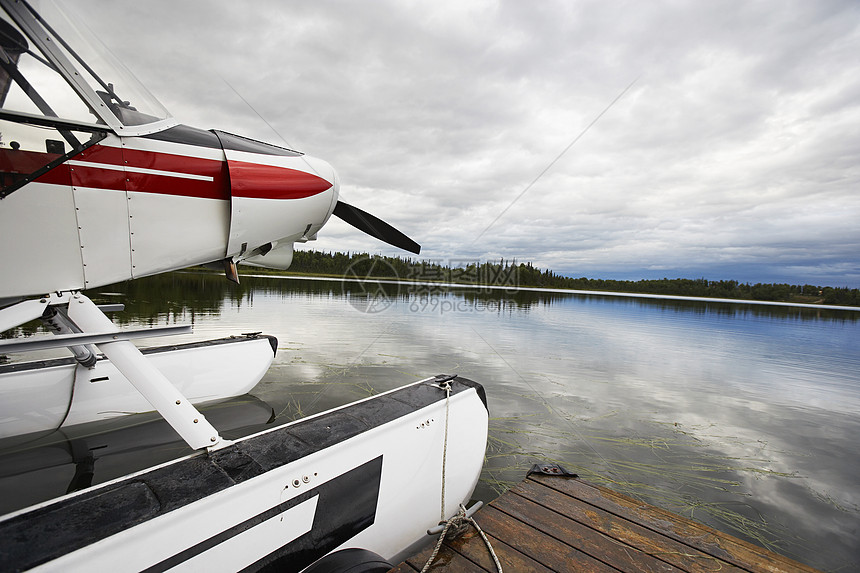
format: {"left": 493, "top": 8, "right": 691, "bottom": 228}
{"left": 391, "top": 473, "right": 820, "bottom": 572}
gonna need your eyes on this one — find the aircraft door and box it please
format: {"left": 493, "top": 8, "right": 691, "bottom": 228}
{"left": 67, "top": 138, "right": 132, "bottom": 289}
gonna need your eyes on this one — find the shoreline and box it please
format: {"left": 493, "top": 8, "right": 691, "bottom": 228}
{"left": 190, "top": 269, "right": 860, "bottom": 312}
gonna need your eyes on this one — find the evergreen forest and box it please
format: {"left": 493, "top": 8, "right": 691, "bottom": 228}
{"left": 244, "top": 249, "right": 860, "bottom": 307}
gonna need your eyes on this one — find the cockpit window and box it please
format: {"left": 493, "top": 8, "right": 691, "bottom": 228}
{"left": 0, "top": 11, "right": 94, "bottom": 124}
{"left": 0, "top": 0, "right": 174, "bottom": 134}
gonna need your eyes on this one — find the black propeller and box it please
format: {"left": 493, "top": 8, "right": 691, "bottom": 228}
{"left": 333, "top": 200, "right": 421, "bottom": 254}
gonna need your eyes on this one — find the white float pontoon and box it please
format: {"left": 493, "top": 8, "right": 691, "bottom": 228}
{"left": 0, "top": 374, "right": 488, "bottom": 571}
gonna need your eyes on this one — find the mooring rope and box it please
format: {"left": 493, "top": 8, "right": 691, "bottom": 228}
{"left": 423, "top": 377, "right": 502, "bottom": 572}
{"left": 439, "top": 380, "right": 451, "bottom": 522}
{"left": 420, "top": 504, "right": 503, "bottom": 573}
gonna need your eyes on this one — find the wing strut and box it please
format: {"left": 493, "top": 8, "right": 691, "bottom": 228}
{"left": 0, "top": 293, "right": 226, "bottom": 450}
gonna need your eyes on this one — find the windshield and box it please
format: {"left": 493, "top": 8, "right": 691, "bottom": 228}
{"left": 0, "top": 0, "right": 175, "bottom": 135}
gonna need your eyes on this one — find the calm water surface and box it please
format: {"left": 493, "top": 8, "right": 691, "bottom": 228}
{"left": 5, "top": 272, "right": 860, "bottom": 571}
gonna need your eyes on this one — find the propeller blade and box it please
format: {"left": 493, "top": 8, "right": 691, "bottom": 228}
{"left": 333, "top": 201, "right": 421, "bottom": 254}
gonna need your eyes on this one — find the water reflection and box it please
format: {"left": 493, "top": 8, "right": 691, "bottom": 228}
{"left": 81, "top": 270, "right": 860, "bottom": 324}
{"left": 2, "top": 271, "right": 858, "bottom": 571}
{"left": 0, "top": 395, "right": 275, "bottom": 515}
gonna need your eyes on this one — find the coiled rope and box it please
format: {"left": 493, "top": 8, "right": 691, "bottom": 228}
{"left": 420, "top": 503, "right": 503, "bottom": 573}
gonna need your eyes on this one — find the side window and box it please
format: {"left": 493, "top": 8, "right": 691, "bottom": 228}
{"left": 1, "top": 4, "right": 173, "bottom": 135}
{"left": 0, "top": 16, "right": 95, "bottom": 126}
{"left": 0, "top": 12, "right": 106, "bottom": 197}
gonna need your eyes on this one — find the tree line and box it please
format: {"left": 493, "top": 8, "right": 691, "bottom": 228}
{"left": 271, "top": 250, "right": 860, "bottom": 307}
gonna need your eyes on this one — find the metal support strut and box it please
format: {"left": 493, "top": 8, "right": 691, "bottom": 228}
{"left": 40, "top": 305, "right": 97, "bottom": 368}
{"left": 63, "top": 293, "right": 225, "bottom": 450}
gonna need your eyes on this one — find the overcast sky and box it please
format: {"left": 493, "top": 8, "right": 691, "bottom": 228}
{"left": 73, "top": 0, "right": 860, "bottom": 287}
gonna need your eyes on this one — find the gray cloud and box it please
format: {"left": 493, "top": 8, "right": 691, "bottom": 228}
{"left": 73, "top": 0, "right": 860, "bottom": 286}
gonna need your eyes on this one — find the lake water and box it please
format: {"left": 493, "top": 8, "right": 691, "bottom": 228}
{"left": 5, "top": 271, "right": 860, "bottom": 571}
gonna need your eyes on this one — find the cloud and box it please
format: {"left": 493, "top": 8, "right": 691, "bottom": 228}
{"left": 74, "top": 0, "right": 860, "bottom": 286}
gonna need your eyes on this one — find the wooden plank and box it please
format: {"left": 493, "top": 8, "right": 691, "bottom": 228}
{"left": 405, "top": 554, "right": 484, "bottom": 572}
{"left": 403, "top": 537, "right": 488, "bottom": 573}
{"left": 510, "top": 478, "right": 745, "bottom": 573}
{"left": 451, "top": 530, "right": 554, "bottom": 572}
{"left": 490, "top": 490, "right": 680, "bottom": 573}
{"left": 530, "top": 475, "right": 819, "bottom": 573}
{"left": 475, "top": 504, "right": 619, "bottom": 572}
{"left": 404, "top": 525, "right": 551, "bottom": 572}
{"left": 394, "top": 474, "right": 822, "bottom": 572}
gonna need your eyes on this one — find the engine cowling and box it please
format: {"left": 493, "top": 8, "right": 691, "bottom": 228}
{"left": 214, "top": 130, "right": 338, "bottom": 267}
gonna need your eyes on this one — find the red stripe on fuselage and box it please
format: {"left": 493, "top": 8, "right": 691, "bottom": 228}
{"left": 78, "top": 144, "right": 124, "bottom": 164}
{"left": 70, "top": 145, "right": 125, "bottom": 191}
{"left": 227, "top": 160, "right": 332, "bottom": 199}
{"left": 38, "top": 144, "right": 229, "bottom": 200}
{"left": 33, "top": 163, "right": 71, "bottom": 187}
{"left": 122, "top": 148, "right": 229, "bottom": 200}
{"left": 33, "top": 144, "right": 330, "bottom": 201}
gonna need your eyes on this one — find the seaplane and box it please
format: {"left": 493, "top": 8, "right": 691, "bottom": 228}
{"left": 0, "top": 1, "right": 488, "bottom": 571}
